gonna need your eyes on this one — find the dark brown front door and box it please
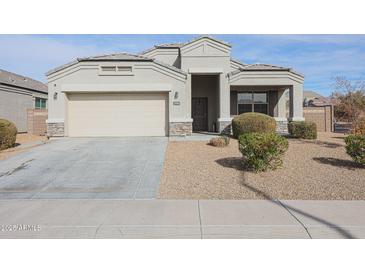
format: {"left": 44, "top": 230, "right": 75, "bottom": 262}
{"left": 192, "top": 97, "right": 208, "bottom": 131}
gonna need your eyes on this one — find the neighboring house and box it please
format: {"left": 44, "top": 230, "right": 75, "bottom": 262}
{"left": 0, "top": 69, "right": 48, "bottom": 132}
{"left": 303, "top": 90, "right": 324, "bottom": 101}
{"left": 46, "top": 36, "right": 304, "bottom": 137}
{"left": 301, "top": 90, "right": 335, "bottom": 132}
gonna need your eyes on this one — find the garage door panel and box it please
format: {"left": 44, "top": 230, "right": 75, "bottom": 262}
{"left": 68, "top": 93, "right": 167, "bottom": 137}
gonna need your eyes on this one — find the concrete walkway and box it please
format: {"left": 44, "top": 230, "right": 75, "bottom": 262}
{"left": 169, "top": 132, "right": 220, "bottom": 141}
{"left": 0, "top": 199, "right": 364, "bottom": 239}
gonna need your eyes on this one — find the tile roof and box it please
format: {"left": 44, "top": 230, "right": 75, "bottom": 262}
{"left": 0, "top": 69, "right": 47, "bottom": 93}
{"left": 46, "top": 52, "right": 186, "bottom": 76}
{"left": 78, "top": 52, "right": 151, "bottom": 61}
{"left": 229, "top": 63, "right": 304, "bottom": 78}
{"left": 140, "top": 36, "right": 231, "bottom": 55}
{"left": 230, "top": 58, "right": 246, "bottom": 67}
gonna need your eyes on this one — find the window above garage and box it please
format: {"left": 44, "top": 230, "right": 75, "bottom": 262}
{"left": 98, "top": 65, "right": 133, "bottom": 76}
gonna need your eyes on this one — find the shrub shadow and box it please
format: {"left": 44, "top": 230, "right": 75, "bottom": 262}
{"left": 295, "top": 139, "right": 343, "bottom": 148}
{"left": 215, "top": 157, "right": 245, "bottom": 171}
{"left": 239, "top": 176, "right": 356, "bottom": 239}
{"left": 312, "top": 157, "right": 365, "bottom": 170}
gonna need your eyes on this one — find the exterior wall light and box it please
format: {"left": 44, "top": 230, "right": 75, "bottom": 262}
{"left": 53, "top": 92, "right": 58, "bottom": 100}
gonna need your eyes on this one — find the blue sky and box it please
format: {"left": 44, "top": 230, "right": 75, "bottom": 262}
{"left": 0, "top": 34, "right": 364, "bottom": 96}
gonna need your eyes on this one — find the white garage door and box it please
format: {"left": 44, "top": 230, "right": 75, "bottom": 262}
{"left": 67, "top": 93, "right": 167, "bottom": 137}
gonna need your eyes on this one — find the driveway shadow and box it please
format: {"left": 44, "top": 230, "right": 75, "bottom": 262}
{"left": 313, "top": 157, "right": 365, "bottom": 170}
{"left": 215, "top": 157, "right": 245, "bottom": 171}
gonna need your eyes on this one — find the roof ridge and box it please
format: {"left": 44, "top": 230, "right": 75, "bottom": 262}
{"left": 140, "top": 35, "right": 231, "bottom": 55}
{"left": 181, "top": 35, "right": 231, "bottom": 48}
{"left": 79, "top": 52, "right": 151, "bottom": 61}
{"left": 0, "top": 68, "right": 47, "bottom": 92}
{"left": 0, "top": 68, "right": 46, "bottom": 86}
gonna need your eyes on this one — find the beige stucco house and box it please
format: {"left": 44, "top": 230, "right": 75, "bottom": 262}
{"left": 46, "top": 36, "right": 304, "bottom": 137}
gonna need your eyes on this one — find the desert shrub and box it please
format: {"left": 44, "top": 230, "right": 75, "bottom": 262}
{"left": 288, "top": 121, "right": 317, "bottom": 139}
{"left": 344, "top": 135, "right": 365, "bottom": 165}
{"left": 239, "top": 132, "right": 289, "bottom": 172}
{"left": 0, "top": 119, "right": 17, "bottom": 150}
{"left": 209, "top": 136, "right": 230, "bottom": 147}
{"left": 351, "top": 117, "right": 365, "bottom": 136}
{"left": 232, "top": 112, "right": 276, "bottom": 138}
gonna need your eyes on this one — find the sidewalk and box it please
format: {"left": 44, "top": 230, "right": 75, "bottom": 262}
{"left": 0, "top": 199, "right": 364, "bottom": 239}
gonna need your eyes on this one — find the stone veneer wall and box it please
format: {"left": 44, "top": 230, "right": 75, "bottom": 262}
{"left": 275, "top": 119, "right": 289, "bottom": 134}
{"left": 47, "top": 122, "right": 64, "bottom": 137}
{"left": 218, "top": 121, "right": 232, "bottom": 135}
{"left": 169, "top": 122, "right": 192, "bottom": 136}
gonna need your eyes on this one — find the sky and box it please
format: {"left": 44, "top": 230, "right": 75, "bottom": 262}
{"left": 0, "top": 34, "right": 364, "bottom": 96}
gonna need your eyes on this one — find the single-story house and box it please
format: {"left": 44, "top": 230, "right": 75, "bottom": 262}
{"left": 46, "top": 36, "right": 304, "bottom": 137}
{"left": 0, "top": 69, "right": 48, "bottom": 132}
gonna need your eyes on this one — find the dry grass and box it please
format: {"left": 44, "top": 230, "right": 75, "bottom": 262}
{"left": 0, "top": 133, "right": 47, "bottom": 161}
{"left": 158, "top": 132, "right": 365, "bottom": 200}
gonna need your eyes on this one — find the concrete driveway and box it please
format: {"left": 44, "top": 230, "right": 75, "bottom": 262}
{"left": 0, "top": 137, "right": 167, "bottom": 199}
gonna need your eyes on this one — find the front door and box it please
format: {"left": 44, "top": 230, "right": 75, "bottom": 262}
{"left": 192, "top": 97, "right": 208, "bottom": 131}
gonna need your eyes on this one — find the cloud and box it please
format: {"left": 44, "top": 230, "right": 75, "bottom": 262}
{"left": 222, "top": 35, "right": 365, "bottom": 95}
{"left": 1, "top": 34, "right": 364, "bottom": 96}
{"left": 0, "top": 35, "right": 104, "bottom": 82}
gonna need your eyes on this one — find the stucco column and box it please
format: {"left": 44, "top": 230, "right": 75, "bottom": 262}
{"left": 289, "top": 83, "right": 304, "bottom": 121}
{"left": 276, "top": 88, "right": 288, "bottom": 118}
{"left": 217, "top": 73, "right": 231, "bottom": 133}
{"left": 218, "top": 73, "right": 230, "bottom": 118}
{"left": 186, "top": 73, "right": 192, "bottom": 119}
{"left": 274, "top": 88, "right": 289, "bottom": 134}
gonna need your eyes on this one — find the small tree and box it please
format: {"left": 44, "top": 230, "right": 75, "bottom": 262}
{"left": 332, "top": 77, "right": 365, "bottom": 123}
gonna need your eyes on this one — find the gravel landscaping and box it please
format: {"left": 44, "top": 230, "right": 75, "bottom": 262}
{"left": 158, "top": 133, "right": 365, "bottom": 200}
{"left": 0, "top": 133, "right": 47, "bottom": 161}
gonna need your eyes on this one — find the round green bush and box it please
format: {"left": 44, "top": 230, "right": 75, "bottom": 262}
{"left": 232, "top": 112, "right": 276, "bottom": 138}
{"left": 288, "top": 121, "right": 317, "bottom": 139}
{"left": 345, "top": 135, "right": 365, "bottom": 165}
{"left": 0, "top": 119, "right": 18, "bottom": 150}
{"left": 239, "top": 132, "right": 289, "bottom": 172}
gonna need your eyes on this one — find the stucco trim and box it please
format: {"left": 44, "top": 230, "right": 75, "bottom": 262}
{"left": 180, "top": 36, "right": 231, "bottom": 50}
{"left": 229, "top": 71, "right": 304, "bottom": 85}
{"left": 188, "top": 68, "right": 223, "bottom": 74}
{"left": 61, "top": 84, "right": 172, "bottom": 93}
{"left": 134, "top": 63, "right": 187, "bottom": 82}
{"left": 229, "top": 68, "right": 304, "bottom": 82}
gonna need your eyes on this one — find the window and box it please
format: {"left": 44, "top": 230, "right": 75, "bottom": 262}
{"left": 35, "top": 98, "right": 47, "bottom": 109}
{"left": 237, "top": 91, "right": 268, "bottom": 115}
{"left": 101, "top": 66, "right": 117, "bottom": 72}
{"left": 117, "top": 66, "right": 132, "bottom": 72}
{"left": 99, "top": 65, "right": 133, "bottom": 75}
